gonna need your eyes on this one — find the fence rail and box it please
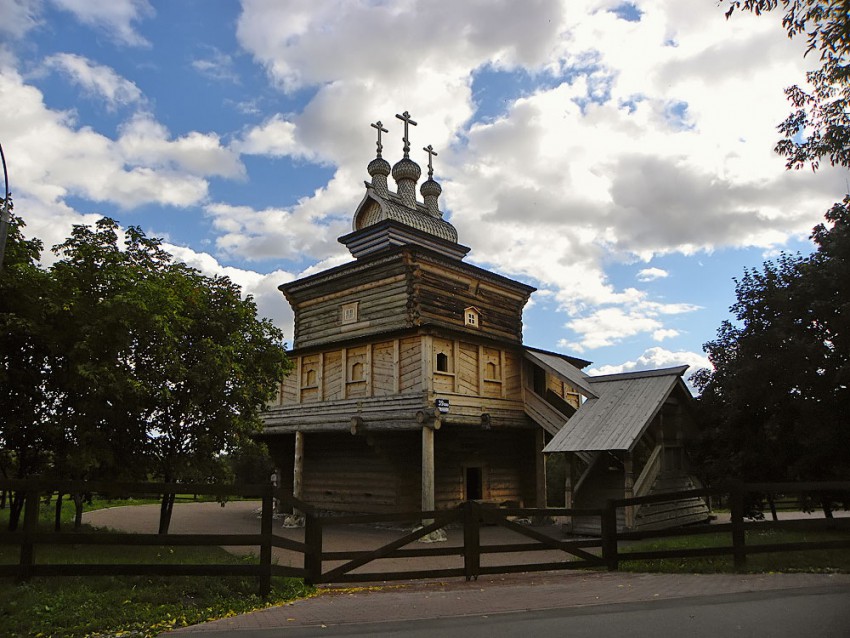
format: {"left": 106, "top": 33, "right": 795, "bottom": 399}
{"left": 1, "top": 479, "right": 848, "bottom": 594}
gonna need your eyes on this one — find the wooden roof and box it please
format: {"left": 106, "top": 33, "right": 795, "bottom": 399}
{"left": 542, "top": 365, "right": 689, "bottom": 453}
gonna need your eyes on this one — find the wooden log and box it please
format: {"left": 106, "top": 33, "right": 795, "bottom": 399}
{"left": 421, "top": 426, "right": 435, "bottom": 524}
{"left": 293, "top": 431, "right": 304, "bottom": 514}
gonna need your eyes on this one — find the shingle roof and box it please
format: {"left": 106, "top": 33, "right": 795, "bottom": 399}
{"left": 542, "top": 365, "right": 689, "bottom": 453}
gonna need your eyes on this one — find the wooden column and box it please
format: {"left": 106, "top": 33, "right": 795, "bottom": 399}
{"left": 535, "top": 429, "right": 547, "bottom": 508}
{"left": 624, "top": 451, "right": 635, "bottom": 529}
{"left": 564, "top": 453, "right": 573, "bottom": 509}
{"left": 421, "top": 425, "right": 435, "bottom": 524}
{"left": 293, "top": 431, "right": 304, "bottom": 513}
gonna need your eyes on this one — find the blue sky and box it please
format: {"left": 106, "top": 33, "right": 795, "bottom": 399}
{"left": 1, "top": 0, "right": 845, "bottom": 384}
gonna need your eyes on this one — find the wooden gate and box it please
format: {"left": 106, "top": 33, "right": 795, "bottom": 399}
{"left": 302, "top": 501, "right": 606, "bottom": 584}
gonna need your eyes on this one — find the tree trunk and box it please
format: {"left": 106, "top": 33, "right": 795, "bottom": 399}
{"left": 767, "top": 494, "right": 778, "bottom": 521}
{"left": 72, "top": 493, "right": 84, "bottom": 529}
{"left": 7, "top": 491, "right": 25, "bottom": 531}
{"left": 158, "top": 492, "right": 176, "bottom": 534}
{"left": 54, "top": 493, "right": 64, "bottom": 532}
{"left": 821, "top": 498, "right": 834, "bottom": 519}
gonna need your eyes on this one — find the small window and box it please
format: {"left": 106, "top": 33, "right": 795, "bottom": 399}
{"left": 436, "top": 352, "right": 449, "bottom": 373}
{"left": 341, "top": 302, "right": 359, "bottom": 324}
{"left": 485, "top": 361, "right": 498, "bottom": 380}
{"left": 304, "top": 369, "right": 317, "bottom": 387}
{"left": 464, "top": 306, "right": 480, "bottom": 328}
{"left": 350, "top": 361, "right": 364, "bottom": 382}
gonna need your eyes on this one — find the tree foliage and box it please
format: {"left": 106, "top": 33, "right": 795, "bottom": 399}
{"left": 0, "top": 217, "right": 292, "bottom": 530}
{"left": 692, "top": 201, "right": 850, "bottom": 483}
{"left": 723, "top": 0, "right": 850, "bottom": 170}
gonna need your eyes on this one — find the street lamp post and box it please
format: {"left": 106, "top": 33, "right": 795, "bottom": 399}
{"left": 0, "top": 142, "right": 12, "bottom": 271}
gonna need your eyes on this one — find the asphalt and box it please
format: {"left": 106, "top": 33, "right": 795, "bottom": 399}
{"left": 82, "top": 502, "right": 850, "bottom": 635}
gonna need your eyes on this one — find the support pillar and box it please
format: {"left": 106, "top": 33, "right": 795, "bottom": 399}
{"left": 293, "top": 431, "right": 304, "bottom": 512}
{"left": 563, "top": 453, "right": 573, "bottom": 533}
{"left": 421, "top": 425, "right": 435, "bottom": 524}
{"left": 624, "top": 451, "right": 635, "bottom": 529}
{"left": 535, "top": 429, "right": 547, "bottom": 508}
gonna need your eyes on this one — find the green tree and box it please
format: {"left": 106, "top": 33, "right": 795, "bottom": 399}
{"left": 0, "top": 215, "right": 58, "bottom": 529}
{"left": 722, "top": 1, "right": 850, "bottom": 170}
{"left": 693, "top": 201, "right": 850, "bottom": 490}
{"left": 49, "top": 218, "right": 291, "bottom": 532}
{"left": 1, "top": 218, "right": 292, "bottom": 531}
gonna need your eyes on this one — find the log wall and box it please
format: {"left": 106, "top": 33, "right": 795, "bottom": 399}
{"left": 275, "top": 337, "right": 523, "bottom": 407}
{"left": 269, "top": 427, "right": 540, "bottom": 513}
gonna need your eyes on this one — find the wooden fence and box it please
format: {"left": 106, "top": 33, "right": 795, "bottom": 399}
{"left": 1, "top": 479, "right": 848, "bottom": 595}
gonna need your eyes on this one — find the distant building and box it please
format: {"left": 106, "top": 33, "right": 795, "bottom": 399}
{"left": 260, "top": 113, "right": 708, "bottom": 531}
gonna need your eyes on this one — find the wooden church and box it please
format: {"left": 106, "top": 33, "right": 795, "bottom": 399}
{"left": 260, "top": 112, "right": 709, "bottom": 532}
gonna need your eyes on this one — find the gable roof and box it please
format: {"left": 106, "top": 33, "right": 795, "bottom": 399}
{"left": 523, "top": 347, "right": 597, "bottom": 398}
{"left": 542, "top": 365, "right": 690, "bottom": 453}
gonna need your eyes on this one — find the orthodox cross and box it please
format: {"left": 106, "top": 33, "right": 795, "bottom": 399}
{"left": 370, "top": 120, "right": 388, "bottom": 157}
{"left": 395, "top": 111, "right": 417, "bottom": 157}
{"left": 423, "top": 144, "right": 438, "bottom": 178}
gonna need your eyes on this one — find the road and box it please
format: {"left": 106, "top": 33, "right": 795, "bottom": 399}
{"left": 172, "top": 585, "right": 850, "bottom": 637}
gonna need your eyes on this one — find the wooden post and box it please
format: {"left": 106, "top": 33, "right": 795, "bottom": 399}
{"left": 624, "top": 451, "right": 635, "bottom": 529}
{"left": 730, "top": 482, "right": 746, "bottom": 570}
{"left": 601, "top": 499, "right": 618, "bottom": 571}
{"left": 18, "top": 486, "right": 39, "bottom": 582}
{"left": 564, "top": 453, "right": 573, "bottom": 532}
{"left": 293, "top": 431, "right": 304, "bottom": 514}
{"left": 304, "top": 510, "right": 323, "bottom": 585}
{"left": 422, "top": 425, "right": 435, "bottom": 525}
{"left": 535, "top": 429, "right": 547, "bottom": 508}
{"left": 259, "top": 486, "right": 273, "bottom": 597}
{"left": 463, "top": 501, "right": 480, "bottom": 581}
{"left": 564, "top": 453, "right": 574, "bottom": 508}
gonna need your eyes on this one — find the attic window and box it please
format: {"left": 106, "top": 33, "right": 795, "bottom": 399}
{"left": 464, "top": 306, "right": 480, "bottom": 328}
{"left": 341, "top": 302, "right": 359, "bottom": 325}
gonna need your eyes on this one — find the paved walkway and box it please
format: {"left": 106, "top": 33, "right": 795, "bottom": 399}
{"left": 82, "top": 502, "right": 850, "bottom": 635}
{"left": 171, "top": 571, "right": 850, "bottom": 634}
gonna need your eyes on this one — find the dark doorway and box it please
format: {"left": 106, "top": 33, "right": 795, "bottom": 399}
{"left": 465, "top": 466, "right": 483, "bottom": 501}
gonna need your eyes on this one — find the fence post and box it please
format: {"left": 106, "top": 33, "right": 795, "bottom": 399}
{"left": 18, "top": 485, "right": 40, "bottom": 582}
{"left": 600, "top": 500, "right": 618, "bottom": 571}
{"left": 730, "top": 482, "right": 746, "bottom": 570}
{"left": 258, "top": 486, "right": 273, "bottom": 597}
{"left": 463, "top": 501, "right": 480, "bottom": 581}
{"left": 304, "top": 510, "right": 322, "bottom": 585}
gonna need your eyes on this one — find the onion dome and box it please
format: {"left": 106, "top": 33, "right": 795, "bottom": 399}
{"left": 368, "top": 156, "right": 391, "bottom": 195}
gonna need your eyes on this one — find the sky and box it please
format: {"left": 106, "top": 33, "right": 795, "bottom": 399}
{"left": 1, "top": 0, "right": 846, "bottom": 385}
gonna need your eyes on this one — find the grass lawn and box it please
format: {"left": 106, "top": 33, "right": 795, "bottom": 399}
{"left": 618, "top": 527, "right": 850, "bottom": 574}
{"left": 0, "top": 497, "right": 313, "bottom": 638}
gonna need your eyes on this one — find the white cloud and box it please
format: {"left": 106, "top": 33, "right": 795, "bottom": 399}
{"left": 0, "top": 0, "right": 42, "bottom": 41}
{"left": 235, "top": 114, "right": 303, "bottom": 158}
{"left": 637, "top": 267, "right": 668, "bottom": 282}
{"left": 44, "top": 53, "right": 143, "bottom": 110}
{"left": 0, "top": 66, "right": 245, "bottom": 219}
{"left": 588, "top": 346, "right": 710, "bottom": 379}
{"left": 652, "top": 328, "right": 679, "bottom": 341}
{"left": 118, "top": 114, "right": 245, "bottom": 179}
{"left": 50, "top": 0, "right": 154, "bottom": 47}
{"left": 192, "top": 47, "right": 240, "bottom": 83}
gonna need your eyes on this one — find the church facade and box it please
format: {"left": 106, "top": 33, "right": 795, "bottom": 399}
{"left": 260, "top": 112, "right": 709, "bottom": 530}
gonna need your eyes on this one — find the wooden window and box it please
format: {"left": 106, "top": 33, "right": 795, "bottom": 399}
{"left": 350, "top": 361, "right": 364, "bottom": 382}
{"left": 485, "top": 361, "right": 498, "bottom": 380}
{"left": 464, "top": 306, "right": 480, "bottom": 328}
{"left": 304, "top": 369, "right": 317, "bottom": 387}
{"left": 341, "top": 301, "right": 359, "bottom": 325}
{"left": 436, "top": 352, "right": 449, "bottom": 373}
